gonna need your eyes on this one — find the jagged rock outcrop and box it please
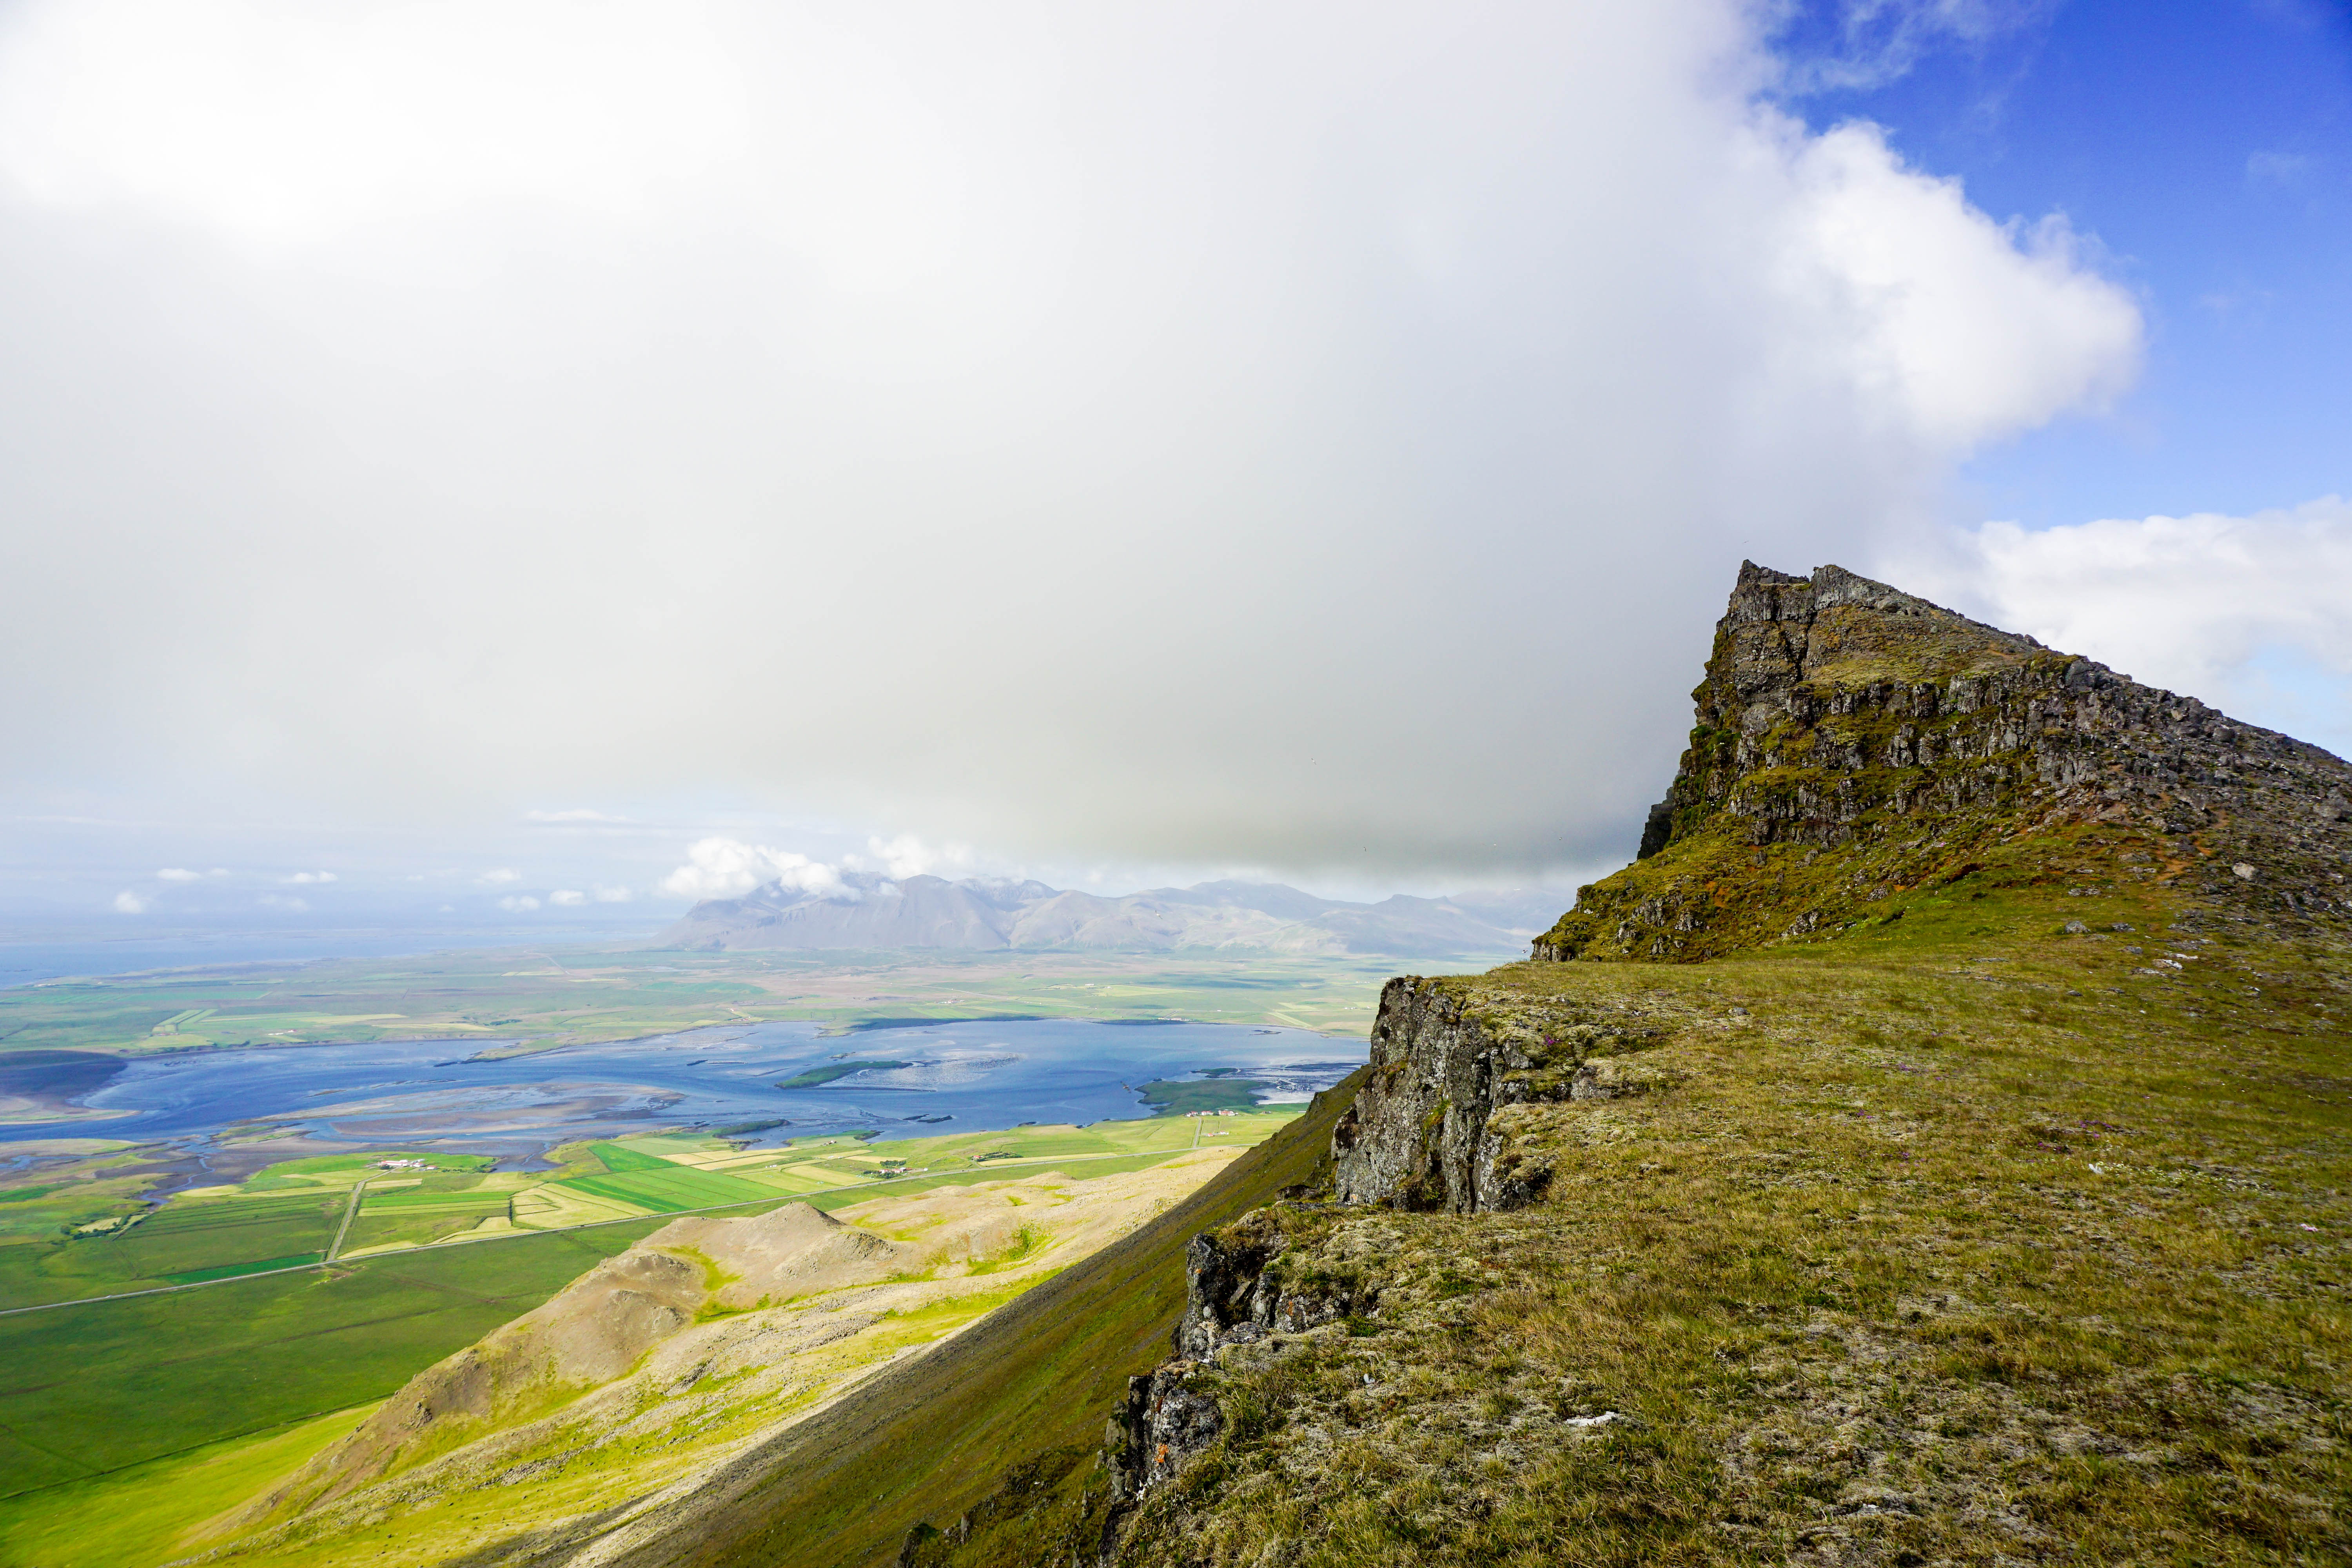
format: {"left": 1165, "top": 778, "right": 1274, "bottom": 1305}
{"left": 1100, "top": 1207, "right": 1383, "bottom": 1509}
{"left": 1329, "top": 976, "right": 1671, "bottom": 1213}
{"left": 1535, "top": 561, "right": 2352, "bottom": 961}
{"left": 1331, "top": 560, "right": 2350, "bottom": 1215}
{"left": 1104, "top": 1366, "right": 1223, "bottom": 1504}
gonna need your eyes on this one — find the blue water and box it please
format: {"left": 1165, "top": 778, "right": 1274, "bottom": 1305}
{"left": 0, "top": 1019, "right": 1364, "bottom": 1152}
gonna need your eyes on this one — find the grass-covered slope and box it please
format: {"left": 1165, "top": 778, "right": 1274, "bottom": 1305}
{"left": 600, "top": 1073, "right": 1363, "bottom": 1568}
{"left": 882, "top": 563, "right": 2349, "bottom": 1567}
{"left": 1095, "top": 874, "right": 2350, "bottom": 1566}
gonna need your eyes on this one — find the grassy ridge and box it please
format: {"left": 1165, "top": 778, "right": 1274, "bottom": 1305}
{"left": 635, "top": 1071, "right": 1364, "bottom": 1568}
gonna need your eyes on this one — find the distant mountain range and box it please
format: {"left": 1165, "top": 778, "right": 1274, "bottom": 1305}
{"left": 657, "top": 875, "right": 1570, "bottom": 958}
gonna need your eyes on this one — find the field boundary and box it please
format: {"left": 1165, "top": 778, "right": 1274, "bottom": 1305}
{"left": 0, "top": 1143, "right": 1220, "bottom": 1320}
{"left": 323, "top": 1178, "right": 368, "bottom": 1263}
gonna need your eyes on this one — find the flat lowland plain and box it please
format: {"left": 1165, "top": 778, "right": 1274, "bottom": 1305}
{"left": 0, "top": 946, "right": 1411, "bottom": 1058}
{"left": 0, "top": 1111, "right": 1279, "bottom": 1309}
{"left": 0, "top": 1113, "right": 1303, "bottom": 1498}
{"left": 0, "top": 1122, "right": 1303, "bottom": 1568}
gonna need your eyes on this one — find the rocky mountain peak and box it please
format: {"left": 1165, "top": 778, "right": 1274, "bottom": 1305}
{"left": 1540, "top": 560, "right": 2352, "bottom": 961}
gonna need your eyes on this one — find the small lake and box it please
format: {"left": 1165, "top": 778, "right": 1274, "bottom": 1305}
{"left": 0, "top": 1018, "right": 1365, "bottom": 1156}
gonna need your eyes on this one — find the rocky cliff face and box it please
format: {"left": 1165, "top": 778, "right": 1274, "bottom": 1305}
{"left": 1328, "top": 976, "right": 1673, "bottom": 1213}
{"left": 1535, "top": 561, "right": 2352, "bottom": 962}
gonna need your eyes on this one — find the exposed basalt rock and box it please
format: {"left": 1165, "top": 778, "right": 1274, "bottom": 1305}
{"left": 1534, "top": 561, "right": 2352, "bottom": 962}
{"left": 1173, "top": 1209, "right": 1370, "bottom": 1357}
{"left": 1331, "top": 975, "right": 1671, "bottom": 1212}
{"left": 1104, "top": 1365, "right": 1222, "bottom": 1504}
{"left": 1100, "top": 1205, "right": 1383, "bottom": 1516}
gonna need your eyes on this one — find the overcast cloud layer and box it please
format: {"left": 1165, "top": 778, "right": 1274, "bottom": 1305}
{"left": 0, "top": 0, "right": 2151, "bottom": 888}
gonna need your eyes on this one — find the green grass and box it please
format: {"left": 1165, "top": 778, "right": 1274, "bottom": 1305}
{"left": 0, "top": 1191, "right": 345, "bottom": 1308}
{"left": 587, "top": 1141, "right": 672, "bottom": 1173}
{"left": 0, "top": 1402, "right": 372, "bottom": 1568}
{"left": 0, "top": 1121, "right": 1307, "bottom": 1564}
{"left": 664, "top": 1073, "right": 1365, "bottom": 1568}
{"left": 341, "top": 1187, "right": 512, "bottom": 1252}
{"left": 0, "top": 1220, "right": 672, "bottom": 1499}
{"left": 161, "top": 1252, "right": 324, "bottom": 1284}
{"left": 0, "top": 1168, "right": 157, "bottom": 1257}
{"left": 916, "top": 864, "right": 2352, "bottom": 1568}
{"left": 554, "top": 1165, "right": 779, "bottom": 1213}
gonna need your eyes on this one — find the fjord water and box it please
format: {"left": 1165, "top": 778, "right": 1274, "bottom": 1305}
{"left": 0, "top": 1018, "right": 1363, "bottom": 1152}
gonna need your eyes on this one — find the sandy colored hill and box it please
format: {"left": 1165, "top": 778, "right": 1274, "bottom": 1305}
{"left": 186, "top": 1151, "right": 1245, "bottom": 1568}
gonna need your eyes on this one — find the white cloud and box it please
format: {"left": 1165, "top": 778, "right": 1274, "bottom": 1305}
{"left": 499, "top": 893, "right": 542, "bottom": 911}
{"left": 477, "top": 868, "right": 521, "bottom": 884}
{"left": 1891, "top": 495, "right": 2352, "bottom": 755}
{"left": 1769, "top": 122, "right": 2139, "bottom": 452}
{"left": 156, "top": 866, "right": 200, "bottom": 881}
{"left": 592, "top": 884, "right": 634, "bottom": 903}
{"left": 283, "top": 869, "right": 337, "bottom": 884}
{"left": 660, "top": 837, "right": 842, "bottom": 901}
{"left": 548, "top": 888, "right": 586, "bottom": 905}
{"left": 0, "top": 0, "right": 750, "bottom": 248}
{"left": 0, "top": 1, "right": 2147, "bottom": 879}
{"left": 866, "top": 834, "right": 971, "bottom": 880}
{"left": 259, "top": 893, "right": 308, "bottom": 910}
{"left": 1770, "top": 0, "right": 2051, "bottom": 95}
{"left": 2246, "top": 150, "right": 2313, "bottom": 188}
{"left": 112, "top": 889, "right": 148, "bottom": 913}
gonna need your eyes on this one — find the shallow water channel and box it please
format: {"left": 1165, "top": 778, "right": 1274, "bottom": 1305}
{"left": 0, "top": 1018, "right": 1363, "bottom": 1158}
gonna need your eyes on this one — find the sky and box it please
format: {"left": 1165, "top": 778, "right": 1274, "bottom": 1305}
{"left": 0, "top": 0, "right": 2345, "bottom": 936}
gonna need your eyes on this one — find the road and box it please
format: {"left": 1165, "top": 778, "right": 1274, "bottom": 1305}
{"left": 324, "top": 1178, "right": 369, "bottom": 1263}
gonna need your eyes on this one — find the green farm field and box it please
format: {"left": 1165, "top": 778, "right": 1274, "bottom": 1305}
{"left": 0, "top": 1404, "right": 367, "bottom": 1568}
{"left": 0, "top": 1221, "right": 673, "bottom": 1496}
{"left": 0, "top": 1110, "right": 1304, "bottom": 1510}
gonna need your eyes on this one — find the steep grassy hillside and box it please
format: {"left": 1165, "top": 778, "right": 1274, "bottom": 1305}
{"left": 581, "top": 1071, "right": 1366, "bottom": 1568}
{"left": 867, "top": 564, "right": 2350, "bottom": 1568}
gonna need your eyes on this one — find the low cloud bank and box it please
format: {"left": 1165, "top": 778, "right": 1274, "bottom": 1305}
{"left": 0, "top": 1, "right": 2145, "bottom": 879}
{"left": 1896, "top": 496, "right": 2352, "bottom": 757}
{"left": 660, "top": 837, "right": 844, "bottom": 902}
